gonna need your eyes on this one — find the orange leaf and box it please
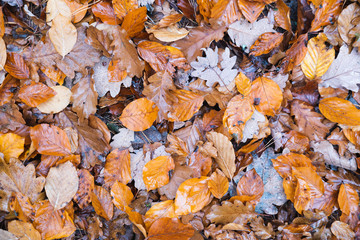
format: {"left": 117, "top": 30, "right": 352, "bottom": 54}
{"left": 292, "top": 167, "right": 324, "bottom": 197}
{"left": 9, "top": 192, "right": 35, "bottom": 222}
{"left": 293, "top": 178, "right": 312, "bottom": 214}
{"left": 65, "top": 0, "right": 88, "bottom": 23}
{"left": 121, "top": 7, "right": 147, "bottom": 38}
{"left": 281, "top": 34, "right": 308, "bottom": 73}
{"left": 208, "top": 169, "right": 229, "bottom": 199}
{"left": 30, "top": 124, "right": 71, "bottom": 156}
{"left": 108, "top": 59, "right": 127, "bottom": 82}
{"left": 174, "top": 177, "right": 212, "bottom": 216}
{"left": 112, "top": 0, "right": 138, "bottom": 20}
{"left": 91, "top": 2, "right": 121, "bottom": 25}
{"left": 310, "top": 0, "right": 342, "bottom": 32}
{"left": 271, "top": 153, "right": 315, "bottom": 179}
{"left": 137, "top": 41, "right": 190, "bottom": 74}
{"left": 0, "top": 75, "right": 18, "bottom": 106}
{"left": 8, "top": 220, "right": 41, "bottom": 240}
{"left": 250, "top": 32, "right": 284, "bottom": 56}
{"left": 144, "top": 200, "right": 176, "bottom": 230}
{"left": 111, "top": 181, "right": 134, "bottom": 211}
{"left": 0, "top": 133, "right": 24, "bottom": 162}
{"left": 119, "top": 98, "right": 159, "bottom": 131}
{"left": 235, "top": 72, "right": 251, "bottom": 96}
{"left": 250, "top": 77, "right": 283, "bottom": 116}
{"left": 125, "top": 206, "right": 147, "bottom": 237}
{"left": 143, "top": 156, "right": 175, "bottom": 191}
{"left": 147, "top": 217, "right": 195, "bottom": 240}
{"left": 104, "top": 149, "right": 131, "bottom": 187}
{"left": 41, "top": 66, "right": 66, "bottom": 85}
{"left": 237, "top": 0, "right": 264, "bottom": 23}
{"left": 74, "top": 169, "right": 94, "bottom": 209}
{"left": 319, "top": 97, "right": 360, "bottom": 127}
{"left": 223, "top": 94, "right": 254, "bottom": 138}
{"left": 5, "top": 52, "right": 30, "bottom": 79}
{"left": 236, "top": 169, "right": 264, "bottom": 205}
{"left": 210, "top": 0, "right": 241, "bottom": 26}
{"left": 188, "top": 151, "right": 212, "bottom": 177}
{"left": 274, "top": 0, "right": 291, "bottom": 32}
{"left": 91, "top": 185, "right": 114, "bottom": 221}
{"left": 168, "top": 89, "right": 204, "bottom": 122}
{"left": 33, "top": 200, "right": 76, "bottom": 240}
{"left": 18, "top": 81, "right": 56, "bottom": 107}
{"left": 338, "top": 183, "right": 359, "bottom": 216}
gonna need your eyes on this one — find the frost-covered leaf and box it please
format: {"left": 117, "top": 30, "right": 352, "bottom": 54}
{"left": 242, "top": 110, "right": 266, "bottom": 142}
{"left": 247, "top": 148, "right": 287, "bottom": 214}
{"left": 320, "top": 46, "right": 360, "bottom": 92}
{"left": 93, "top": 56, "right": 132, "bottom": 97}
{"left": 190, "top": 47, "right": 237, "bottom": 87}
{"left": 228, "top": 18, "right": 274, "bottom": 52}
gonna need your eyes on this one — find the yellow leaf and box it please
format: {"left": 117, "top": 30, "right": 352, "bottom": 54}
{"left": 0, "top": 133, "right": 24, "bottom": 163}
{"left": 168, "top": 89, "right": 204, "bottom": 122}
{"left": 119, "top": 98, "right": 159, "bottom": 131}
{"left": 37, "top": 86, "right": 72, "bottom": 114}
{"left": 144, "top": 200, "right": 176, "bottom": 230}
{"left": 143, "top": 156, "right": 175, "bottom": 191}
{"left": 208, "top": 169, "right": 229, "bottom": 199}
{"left": 174, "top": 177, "right": 211, "bottom": 216}
{"left": 301, "top": 34, "right": 335, "bottom": 80}
{"left": 8, "top": 220, "right": 41, "bottom": 240}
{"left": 0, "top": 37, "right": 6, "bottom": 71}
{"left": 111, "top": 181, "right": 133, "bottom": 211}
{"left": 235, "top": 72, "right": 251, "bottom": 96}
{"left": 319, "top": 97, "right": 360, "bottom": 128}
{"left": 49, "top": 15, "right": 77, "bottom": 57}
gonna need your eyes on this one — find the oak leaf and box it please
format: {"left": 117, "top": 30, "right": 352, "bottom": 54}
{"left": 110, "top": 181, "right": 133, "bottom": 211}
{"left": 337, "top": 3, "right": 360, "bottom": 45}
{"left": 91, "top": 185, "right": 114, "bottom": 221}
{"left": 174, "top": 177, "right": 211, "bottom": 216}
{"left": 206, "top": 132, "right": 236, "bottom": 179}
{"left": 45, "top": 161, "right": 79, "bottom": 210}
{"left": 0, "top": 133, "right": 24, "bottom": 162}
{"left": 104, "top": 149, "right": 131, "bottom": 187}
{"left": 30, "top": 124, "right": 71, "bottom": 156}
{"left": 147, "top": 217, "right": 195, "bottom": 240}
{"left": 119, "top": 98, "right": 159, "bottom": 131}
{"left": 143, "top": 156, "right": 175, "bottom": 191}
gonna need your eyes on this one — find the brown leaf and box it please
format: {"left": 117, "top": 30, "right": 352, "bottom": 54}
{"left": 144, "top": 200, "right": 176, "bottom": 230}
{"left": 112, "top": 0, "right": 137, "bottom": 20}
{"left": 45, "top": 161, "right": 79, "bottom": 210}
{"left": 147, "top": 217, "right": 195, "bottom": 240}
{"left": 111, "top": 181, "right": 133, "bottom": 211}
{"left": 33, "top": 200, "right": 76, "bottom": 239}
{"left": 0, "top": 75, "right": 18, "bottom": 106}
{"left": 85, "top": 26, "right": 113, "bottom": 58}
{"left": 338, "top": 183, "right": 359, "bottom": 216}
{"left": 119, "top": 98, "right": 159, "bottom": 131}
{"left": 104, "top": 149, "right": 131, "bottom": 187}
{"left": 275, "top": 0, "right": 291, "bottom": 32}
{"left": 281, "top": 34, "right": 308, "bottom": 73}
{"left": 250, "top": 32, "right": 284, "bottom": 56}
{"left": 138, "top": 41, "right": 190, "bottom": 74}
{"left": 174, "top": 177, "right": 212, "bottom": 216}
{"left": 143, "top": 156, "right": 175, "bottom": 191}
{"left": 8, "top": 220, "right": 41, "bottom": 240}
{"left": 189, "top": 151, "right": 213, "bottom": 177}
{"left": 30, "top": 124, "right": 71, "bottom": 156}
{"left": 91, "top": 1, "right": 121, "bottom": 25}
{"left": 71, "top": 74, "right": 98, "bottom": 120}
{"left": 237, "top": 0, "right": 264, "bottom": 23}
{"left": 208, "top": 169, "right": 229, "bottom": 199}
{"left": 0, "top": 37, "right": 5, "bottom": 71}
{"left": 203, "top": 109, "right": 224, "bottom": 132}
{"left": 206, "top": 132, "right": 236, "bottom": 179}
{"left": 5, "top": 52, "right": 30, "bottom": 79}
{"left": 310, "top": 0, "right": 342, "bottom": 32}
{"left": 74, "top": 169, "right": 94, "bottom": 209}
{"left": 236, "top": 169, "right": 264, "bottom": 205}
{"left": 91, "top": 185, "right": 114, "bottom": 221}
{"left": 18, "top": 81, "right": 56, "bottom": 107}
{"left": 171, "top": 25, "right": 226, "bottom": 62}
{"left": 168, "top": 89, "right": 204, "bottom": 122}
{"left": 121, "top": 7, "right": 147, "bottom": 38}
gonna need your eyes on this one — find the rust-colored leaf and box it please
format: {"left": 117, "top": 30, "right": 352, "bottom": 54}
{"left": 275, "top": 0, "right": 291, "bottom": 32}
{"left": 74, "top": 169, "right": 94, "bottom": 209}
{"left": 110, "top": 181, "right": 133, "bottom": 211}
{"left": 237, "top": 0, "right": 265, "bottom": 23}
{"left": 91, "top": 185, "right": 114, "bottom": 221}
{"left": 9, "top": 192, "right": 35, "bottom": 222}
{"left": 174, "top": 177, "right": 212, "bottom": 216}
{"left": 143, "top": 156, "right": 175, "bottom": 191}
{"left": 208, "top": 169, "right": 229, "bottom": 199}
{"left": 310, "top": 0, "right": 342, "bottom": 32}
{"left": 125, "top": 206, "right": 147, "bottom": 237}
{"left": 147, "top": 217, "right": 195, "bottom": 240}
{"left": 104, "top": 148, "right": 131, "bottom": 187}
{"left": 91, "top": 1, "right": 121, "bottom": 25}
{"left": 144, "top": 200, "right": 176, "bottom": 230}
{"left": 119, "top": 98, "right": 159, "bottom": 131}
{"left": 338, "top": 183, "right": 359, "bottom": 216}
{"left": 30, "top": 124, "right": 71, "bottom": 156}
{"left": 5, "top": 52, "right": 30, "bottom": 79}
{"left": 112, "top": 0, "right": 138, "bottom": 20}
{"left": 121, "top": 7, "right": 147, "bottom": 38}
{"left": 18, "top": 81, "right": 56, "bottom": 107}
{"left": 168, "top": 89, "right": 204, "bottom": 122}
{"left": 281, "top": 34, "right": 308, "bottom": 73}
{"left": 236, "top": 169, "right": 264, "bottom": 205}
{"left": 250, "top": 32, "right": 284, "bottom": 56}
{"left": 8, "top": 220, "right": 41, "bottom": 240}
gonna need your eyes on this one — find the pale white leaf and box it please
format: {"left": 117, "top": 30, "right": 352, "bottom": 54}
{"left": 110, "top": 128, "right": 134, "bottom": 150}
{"left": 49, "top": 15, "right": 77, "bottom": 57}
{"left": 37, "top": 86, "right": 72, "bottom": 114}
{"left": 242, "top": 110, "right": 266, "bottom": 143}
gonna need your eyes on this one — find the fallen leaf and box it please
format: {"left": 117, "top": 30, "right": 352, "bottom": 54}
{"left": 112, "top": 0, "right": 137, "bottom": 20}
{"left": 125, "top": 206, "right": 147, "bottom": 237}
{"left": 91, "top": 185, "right": 114, "bottom": 221}
{"left": 208, "top": 169, "right": 229, "bottom": 199}
{"left": 250, "top": 32, "right": 284, "bottom": 56}
{"left": 49, "top": 15, "right": 77, "bottom": 57}
{"left": 110, "top": 181, "right": 133, "bottom": 211}
{"left": 143, "top": 156, "right": 175, "bottom": 191}
{"left": 236, "top": 169, "right": 264, "bottom": 205}
{"left": 274, "top": 0, "right": 291, "bottom": 32}
{"left": 73, "top": 169, "right": 94, "bottom": 209}
{"left": 121, "top": 7, "right": 147, "bottom": 38}
{"left": 310, "top": 0, "right": 342, "bottom": 32}
{"left": 45, "top": 162, "right": 78, "bottom": 210}
{"left": 331, "top": 221, "right": 355, "bottom": 240}
{"left": 0, "top": 133, "right": 24, "bottom": 162}
{"left": 5, "top": 52, "right": 29, "bottom": 79}
{"left": 9, "top": 192, "right": 35, "bottom": 222}
{"left": 338, "top": 183, "right": 359, "bottom": 216}
{"left": 237, "top": 0, "right": 265, "bottom": 23}
{"left": 91, "top": 1, "right": 121, "bottom": 25}
{"left": 147, "top": 217, "right": 195, "bottom": 240}
{"left": 144, "top": 200, "right": 176, "bottom": 230}
{"left": 18, "top": 81, "right": 56, "bottom": 107}
{"left": 37, "top": 86, "right": 72, "bottom": 114}
{"left": 0, "top": 38, "right": 6, "bottom": 71}
{"left": 8, "top": 220, "right": 41, "bottom": 240}
{"left": 104, "top": 148, "right": 131, "bottom": 187}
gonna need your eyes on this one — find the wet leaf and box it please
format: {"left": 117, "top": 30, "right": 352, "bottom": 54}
{"left": 143, "top": 156, "right": 175, "bottom": 191}
{"left": 104, "top": 149, "right": 131, "bottom": 187}
{"left": 18, "top": 81, "right": 56, "bottom": 107}
{"left": 91, "top": 185, "right": 114, "bottom": 221}
{"left": 147, "top": 217, "right": 195, "bottom": 240}
{"left": 208, "top": 169, "right": 229, "bottom": 199}
{"left": 110, "top": 181, "right": 133, "bottom": 211}
{"left": 0, "top": 133, "right": 24, "bottom": 162}
{"left": 236, "top": 169, "right": 264, "bottom": 205}
{"left": 338, "top": 183, "right": 359, "bottom": 216}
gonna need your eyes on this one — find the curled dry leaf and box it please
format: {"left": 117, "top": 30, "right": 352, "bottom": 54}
{"left": 18, "top": 81, "right": 56, "bottom": 107}
{"left": 147, "top": 217, "right": 195, "bottom": 240}
{"left": 91, "top": 185, "right": 114, "bottom": 221}
{"left": 250, "top": 77, "right": 283, "bottom": 116}
{"left": 119, "top": 98, "right": 159, "bottom": 131}
{"left": 174, "top": 177, "right": 212, "bottom": 216}
{"left": 37, "top": 86, "right": 72, "bottom": 114}
{"left": 104, "top": 148, "right": 131, "bottom": 187}
{"left": 143, "top": 156, "right": 175, "bottom": 191}
{"left": 319, "top": 97, "right": 360, "bottom": 128}
{"left": 208, "top": 169, "right": 229, "bottom": 199}
{"left": 236, "top": 168, "right": 264, "bottom": 205}
{"left": 206, "top": 132, "right": 236, "bottom": 179}
{"left": 0, "top": 133, "right": 24, "bottom": 162}
{"left": 110, "top": 181, "right": 133, "bottom": 211}
{"left": 300, "top": 34, "right": 335, "bottom": 80}
{"left": 144, "top": 200, "right": 176, "bottom": 230}
{"left": 33, "top": 200, "right": 75, "bottom": 240}
{"left": 30, "top": 124, "right": 71, "bottom": 156}
{"left": 45, "top": 161, "right": 79, "bottom": 210}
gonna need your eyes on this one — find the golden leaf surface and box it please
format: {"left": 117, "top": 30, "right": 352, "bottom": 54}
{"left": 143, "top": 156, "right": 175, "bottom": 191}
